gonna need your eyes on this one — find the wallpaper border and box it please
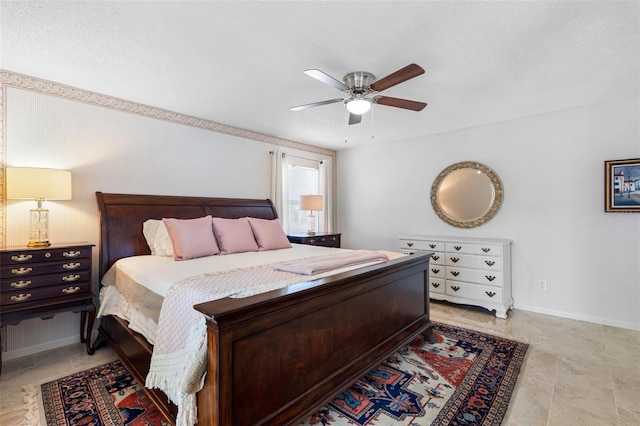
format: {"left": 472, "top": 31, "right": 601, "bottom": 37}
{"left": 0, "top": 70, "right": 336, "bottom": 246}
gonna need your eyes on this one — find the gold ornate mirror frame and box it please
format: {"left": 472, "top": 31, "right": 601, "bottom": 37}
{"left": 430, "top": 161, "right": 503, "bottom": 228}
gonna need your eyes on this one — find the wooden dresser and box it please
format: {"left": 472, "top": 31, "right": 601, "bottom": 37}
{"left": 399, "top": 235, "right": 513, "bottom": 318}
{"left": 0, "top": 242, "right": 96, "bottom": 374}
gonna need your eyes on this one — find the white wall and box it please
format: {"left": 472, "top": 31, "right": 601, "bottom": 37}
{"left": 337, "top": 98, "right": 640, "bottom": 330}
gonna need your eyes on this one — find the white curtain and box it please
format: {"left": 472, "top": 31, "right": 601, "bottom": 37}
{"left": 319, "top": 157, "right": 334, "bottom": 233}
{"left": 270, "top": 150, "right": 290, "bottom": 233}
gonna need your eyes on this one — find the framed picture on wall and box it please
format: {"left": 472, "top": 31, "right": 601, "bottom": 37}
{"left": 605, "top": 158, "right": 640, "bottom": 212}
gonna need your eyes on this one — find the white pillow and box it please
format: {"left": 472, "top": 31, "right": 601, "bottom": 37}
{"left": 154, "top": 222, "right": 174, "bottom": 257}
{"left": 142, "top": 219, "right": 161, "bottom": 255}
{"left": 142, "top": 219, "right": 174, "bottom": 257}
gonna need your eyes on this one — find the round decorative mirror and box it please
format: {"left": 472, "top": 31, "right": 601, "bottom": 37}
{"left": 430, "top": 162, "right": 503, "bottom": 228}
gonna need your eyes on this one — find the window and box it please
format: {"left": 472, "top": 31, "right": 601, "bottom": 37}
{"left": 288, "top": 156, "right": 321, "bottom": 234}
{"left": 270, "top": 150, "right": 333, "bottom": 235}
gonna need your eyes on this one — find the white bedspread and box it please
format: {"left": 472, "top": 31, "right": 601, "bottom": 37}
{"left": 97, "top": 245, "right": 403, "bottom": 425}
{"left": 101, "top": 243, "right": 347, "bottom": 297}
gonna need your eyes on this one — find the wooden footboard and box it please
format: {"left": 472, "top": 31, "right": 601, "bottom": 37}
{"left": 194, "top": 252, "right": 433, "bottom": 425}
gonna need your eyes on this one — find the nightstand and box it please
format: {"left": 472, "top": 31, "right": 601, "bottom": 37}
{"left": 0, "top": 242, "right": 96, "bottom": 374}
{"left": 287, "top": 233, "right": 341, "bottom": 248}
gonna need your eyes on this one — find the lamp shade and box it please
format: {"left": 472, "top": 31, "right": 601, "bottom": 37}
{"left": 7, "top": 167, "right": 72, "bottom": 200}
{"left": 300, "top": 195, "right": 323, "bottom": 211}
{"left": 346, "top": 98, "right": 372, "bottom": 115}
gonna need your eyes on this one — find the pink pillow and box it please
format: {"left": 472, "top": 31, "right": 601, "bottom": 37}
{"left": 248, "top": 217, "right": 292, "bottom": 251}
{"left": 162, "top": 216, "right": 220, "bottom": 260}
{"left": 211, "top": 217, "right": 259, "bottom": 254}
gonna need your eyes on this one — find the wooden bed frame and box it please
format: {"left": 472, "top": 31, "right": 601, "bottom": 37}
{"left": 94, "top": 191, "right": 434, "bottom": 425}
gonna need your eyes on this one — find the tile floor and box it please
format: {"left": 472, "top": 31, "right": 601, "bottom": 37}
{"left": 1, "top": 301, "right": 639, "bottom": 425}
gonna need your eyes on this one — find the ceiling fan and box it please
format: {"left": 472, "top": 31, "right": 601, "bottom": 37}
{"left": 290, "top": 63, "right": 427, "bottom": 125}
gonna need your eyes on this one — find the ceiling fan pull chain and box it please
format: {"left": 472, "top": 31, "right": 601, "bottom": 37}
{"left": 370, "top": 104, "right": 375, "bottom": 139}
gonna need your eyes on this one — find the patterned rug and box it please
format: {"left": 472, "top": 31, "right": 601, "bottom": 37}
{"left": 41, "top": 322, "right": 528, "bottom": 426}
{"left": 301, "top": 322, "right": 528, "bottom": 425}
{"left": 41, "top": 361, "right": 171, "bottom": 426}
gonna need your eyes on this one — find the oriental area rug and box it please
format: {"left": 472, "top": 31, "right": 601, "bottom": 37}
{"left": 40, "top": 322, "right": 528, "bottom": 426}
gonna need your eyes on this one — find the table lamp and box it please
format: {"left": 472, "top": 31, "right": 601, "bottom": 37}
{"left": 300, "top": 194, "right": 323, "bottom": 236}
{"left": 6, "top": 167, "right": 72, "bottom": 247}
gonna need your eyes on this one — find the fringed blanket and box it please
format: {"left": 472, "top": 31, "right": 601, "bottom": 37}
{"left": 145, "top": 251, "right": 389, "bottom": 426}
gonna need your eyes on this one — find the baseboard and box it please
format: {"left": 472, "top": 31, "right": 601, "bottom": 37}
{"left": 513, "top": 303, "right": 640, "bottom": 331}
{"left": 2, "top": 330, "right": 99, "bottom": 361}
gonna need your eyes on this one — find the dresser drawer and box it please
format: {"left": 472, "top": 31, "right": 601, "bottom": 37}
{"left": 445, "top": 266, "right": 503, "bottom": 287}
{"left": 408, "top": 251, "right": 444, "bottom": 265}
{"left": 311, "top": 235, "right": 341, "bottom": 247}
{"left": 288, "top": 233, "right": 341, "bottom": 248}
{"left": 1, "top": 270, "right": 90, "bottom": 292}
{"left": 2, "top": 282, "right": 92, "bottom": 306}
{"left": 429, "top": 265, "right": 445, "bottom": 278}
{"left": 429, "top": 277, "right": 446, "bottom": 295}
{"left": 428, "top": 252, "right": 445, "bottom": 265}
{"left": 445, "top": 253, "right": 503, "bottom": 271}
{"left": 400, "top": 239, "right": 445, "bottom": 252}
{"left": 446, "top": 280, "right": 504, "bottom": 302}
{"left": 0, "top": 258, "right": 91, "bottom": 279}
{"left": 0, "top": 246, "right": 91, "bottom": 265}
{"left": 445, "top": 242, "right": 503, "bottom": 256}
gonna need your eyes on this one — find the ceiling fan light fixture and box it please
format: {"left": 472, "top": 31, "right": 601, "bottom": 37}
{"left": 346, "top": 97, "right": 371, "bottom": 115}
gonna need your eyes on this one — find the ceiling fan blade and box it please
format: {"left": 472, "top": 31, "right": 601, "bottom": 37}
{"left": 348, "top": 113, "right": 362, "bottom": 125}
{"left": 290, "top": 98, "right": 344, "bottom": 111}
{"left": 374, "top": 96, "right": 427, "bottom": 111}
{"left": 369, "top": 64, "right": 425, "bottom": 92}
{"left": 304, "top": 69, "right": 350, "bottom": 92}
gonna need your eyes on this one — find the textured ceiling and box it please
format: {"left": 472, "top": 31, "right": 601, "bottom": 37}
{"left": 1, "top": 1, "right": 638, "bottom": 151}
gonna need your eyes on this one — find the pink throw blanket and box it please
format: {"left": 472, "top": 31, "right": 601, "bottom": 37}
{"left": 274, "top": 249, "right": 389, "bottom": 275}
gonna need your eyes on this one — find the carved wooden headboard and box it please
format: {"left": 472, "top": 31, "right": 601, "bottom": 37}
{"left": 95, "top": 192, "right": 278, "bottom": 277}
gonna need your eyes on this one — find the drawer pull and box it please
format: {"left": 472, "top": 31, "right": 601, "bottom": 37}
{"left": 451, "top": 286, "right": 460, "bottom": 292}
{"left": 431, "top": 282, "right": 440, "bottom": 288}
{"left": 485, "top": 275, "right": 496, "bottom": 282}
{"left": 11, "top": 293, "right": 32, "bottom": 302}
{"left": 308, "top": 239, "right": 315, "bottom": 244}
{"left": 62, "top": 274, "right": 81, "bottom": 282}
{"left": 429, "top": 244, "right": 436, "bottom": 249}
{"left": 431, "top": 255, "right": 440, "bottom": 261}
{"left": 482, "top": 248, "right": 491, "bottom": 253}
{"left": 11, "top": 267, "right": 33, "bottom": 275}
{"left": 486, "top": 291, "right": 496, "bottom": 298}
{"left": 450, "top": 271, "right": 460, "bottom": 277}
{"left": 11, "top": 280, "right": 32, "bottom": 289}
{"left": 407, "top": 242, "right": 414, "bottom": 247}
{"left": 63, "top": 262, "right": 81, "bottom": 270}
{"left": 450, "top": 257, "right": 459, "bottom": 263}
{"left": 454, "top": 245, "right": 462, "bottom": 251}
{"left": 485, "top": 260, "right": 495, "bottom": 267}
{"left": 10, "top": 254, "right": 33, "bottom": 262}
{"left": 62, "top": 286, "right": 81, "bottom": 294}
{"left": 332, "top": 237, "right": 337, "bottom": 241}
{"left": 63, "top": 250, "right": 82, "bottom": 258}
{"left": 431, "top": 268, "right": 440, "bottom": 274}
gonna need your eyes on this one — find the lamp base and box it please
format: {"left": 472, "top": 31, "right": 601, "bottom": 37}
{"left": 27, "top": 240, "right": 51, "bottom": 248}
{"left": 306, "top": 212, "right": 317, "bottom": 236}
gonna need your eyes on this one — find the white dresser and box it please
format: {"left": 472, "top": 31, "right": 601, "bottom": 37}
{"left": 399, "top": 235, "right": 513, "bottom": 318}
